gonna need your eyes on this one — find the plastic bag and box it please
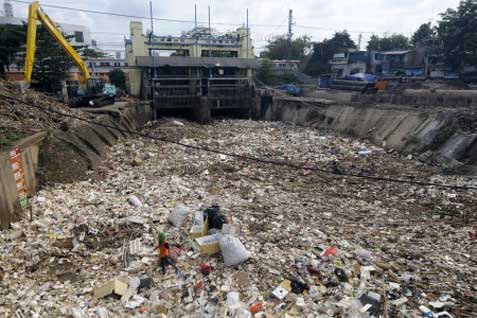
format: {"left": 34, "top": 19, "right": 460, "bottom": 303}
{"left": 204, "top": 205, "right": 226, "bottom": 230}
{"left": 191, "top": 211, "right": 204, "bottom": 233}
{"left": 219, "top": 235, "right": 250, "bottom": 267}
{"left": 168, "top": 204, "right": 189, "bottom": 227}
{"left": 128, "top": 195, "right": 143, "bottom": 208}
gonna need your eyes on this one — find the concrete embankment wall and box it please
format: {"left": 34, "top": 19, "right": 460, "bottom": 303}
{"left": 0, "top": 101, "right": 153, "bottom": 229}
{"left": 262, "top": 96, "right": 477, "bottom": 175}
{"left": 353, "top": 89, "right": 477, "bottom": 108}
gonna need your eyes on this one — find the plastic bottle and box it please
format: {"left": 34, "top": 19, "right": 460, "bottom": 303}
{"left": 419, "top": 305, "right": 435, "bottom": 318}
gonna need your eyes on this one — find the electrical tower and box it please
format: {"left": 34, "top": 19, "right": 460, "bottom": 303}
{"left": 3, "top": 0, "right": 13, "bottom": 17}
{"left": 287, "top": 9, "right": 294, "bottom": 42}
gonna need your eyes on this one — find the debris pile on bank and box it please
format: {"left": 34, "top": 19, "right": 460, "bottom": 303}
{"left": 0, "top": 80, "right": 88, "bottom": 145}
{"left": 0, "top": 119, "right": 476, "bottom": 318}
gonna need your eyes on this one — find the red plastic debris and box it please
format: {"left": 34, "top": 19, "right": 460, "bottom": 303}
{"left": 195, "top": 280, "right": 204, "bottom": 290}
{"left": 323, "top": 246, "right": 337, "bottom": 257}
{"left": 250, "top": 302, "right": 263, "bottom": 314}
{"left": 199, "top": 263, "right": 213, "bottom": 275}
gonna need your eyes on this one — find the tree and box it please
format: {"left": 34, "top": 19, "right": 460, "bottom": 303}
{"left": 304, "top": 31, "right": 356, "bottom": 76}
{"left": 81, "top": 48, "right": 109, "bottom": 58}
{"left": 0, "top": 24, "right": 26, "bottom": 77}
{"left": 437, "top": 0, "right": 477, "bottom": 70}
{"left": 256, "top": 59, "right": 274, "bottom": 84}
{"left": 109, "top": 69, "right": 126, "bottom": 89}
{"left": 261, "top": 35, "right": 312, "bottom": 60}
{"left": 25, "top": 25, "right": 75, "bottom": 92}
{"left": 412, "top": 23, "right": 436, "bottom": 46}
{"left": 367, "top": 34, "right": 411, "bottom": 51}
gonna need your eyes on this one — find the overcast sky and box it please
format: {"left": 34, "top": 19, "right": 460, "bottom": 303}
{"left": 8, "top": 0, "right": 461, "bottom": 54}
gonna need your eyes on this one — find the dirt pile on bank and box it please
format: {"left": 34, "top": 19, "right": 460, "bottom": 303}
{"left": 0, "top": 80, "right": 88, "bottom": 149}
{"left": 1, "top": 120, "right": 476, "bottom": 318}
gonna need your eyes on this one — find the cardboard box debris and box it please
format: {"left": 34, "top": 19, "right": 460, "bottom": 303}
{"left": 190, "top": 217, "right": 209, "bottom": 239}
{"left": 194, "top": 233, "right": 221, "bottom": 256}
{"left": 94, "top": 279, "right": 128, "bottom": 299}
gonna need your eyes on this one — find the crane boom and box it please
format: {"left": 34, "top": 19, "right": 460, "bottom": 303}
{"left": 24, "top": 1, "right": 90, "bottom": 87}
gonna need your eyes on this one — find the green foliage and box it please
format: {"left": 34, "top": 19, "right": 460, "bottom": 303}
{"left": 438, "top": 0, "right": 477, "bottom": 70}
{"left": 0, "top": 24, "right": 26, "bottom": 77}
{"left": 412, "top": 23, "right": 436, "bottom": 46}
{"left": 367, "top": 34, "right": 411, "bottom": 51}
{"left": 261, "top": 35, "right": 312, "bottom": 61}
{"left": 109, "top": 69, "right": 126, "bottom": 90}
{"left": 256, "top": 59, "right": 300, "bottom": 85}
{"left": 81, "top": 48, "right": 109, "bottom": 58}
{"left": 0, "top": 132, "right": 24, "bottom": 149}
{"left": 256, "top": 59, "right": 274, "bottom": 84}
{"left": 278, "top": 72, "right": 298, "bottom": 83}
{"left": 304, "top": 31, "right": 356, "bottom": 76}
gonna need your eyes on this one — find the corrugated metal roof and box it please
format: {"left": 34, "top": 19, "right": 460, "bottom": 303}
{"left": 382, "top": 50, "right": 413, "bottom": 55}
{"left": 136, "top": 56, "right": 261, "bottom": 69}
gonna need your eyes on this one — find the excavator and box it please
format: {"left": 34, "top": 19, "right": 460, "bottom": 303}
{"left": 24, "top": 1, "right": 115, "bottom": 107}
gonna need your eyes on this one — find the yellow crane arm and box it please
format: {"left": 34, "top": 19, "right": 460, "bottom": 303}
{"left": 24, "top": 1, "right": 91, "bottom": 87}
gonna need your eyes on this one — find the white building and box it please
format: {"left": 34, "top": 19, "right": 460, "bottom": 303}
{"left": 0, "top": 16, "right": 95, "bottom": 47}
{"left": 270, "top": 60, "right": 300, "bottom": 75}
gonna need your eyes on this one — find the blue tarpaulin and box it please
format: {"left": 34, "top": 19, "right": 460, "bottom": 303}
{"left": 274, "top": 84, "right": 302, "bottom": 96}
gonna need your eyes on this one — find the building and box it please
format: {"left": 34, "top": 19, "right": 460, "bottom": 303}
{"left": 137, "top": 56, "right": 259, "bottom": 112}
{"left": 270, "top": 60, "right": 300, "bottom": 76}
{"left": 329, "top": 50, "right": 382, "bottom": 78}
{"left": 125, "top": 21, "right": 254, "bottom": 96}
{"left": 69, "top": 58, "right": 129, "bottom": 83}
{"left": 0, "top": 16, "right": 95, "bottom": 47}
{"left": 2, "top": 0, "right": 13, "bottom": 17}
{"left": 124, "top": 21, "right": 258, "bottom": 122}
{"left": 329, "top": 48, "right": 430, "bottom": 78}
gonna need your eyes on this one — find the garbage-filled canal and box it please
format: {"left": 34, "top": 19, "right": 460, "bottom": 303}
{"left": 1, "top": 119, "right": 476, "bottom": 317}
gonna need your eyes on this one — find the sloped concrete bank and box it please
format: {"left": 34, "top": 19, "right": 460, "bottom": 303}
{"left": 38, "top": 101, "right": 153, "bottom": 184}
{"left": 0, "top": 101, "right": 153, "bottom": 228}
{"left": 262, "top": 96, "right": 477, "bottom": 174}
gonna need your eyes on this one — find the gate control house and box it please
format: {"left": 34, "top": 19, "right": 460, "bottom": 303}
{"left": 125, "top": 22, "right": 259, "bottom": 122}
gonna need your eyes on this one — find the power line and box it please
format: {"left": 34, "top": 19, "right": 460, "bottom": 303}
{"left": 10, "top": 0, "right": 277, "bottom": 28}
{"left": 11, "top": 0, "right": 415, "bottom": 36}
{"left": 1, "top": 93, "right": 476, "bottom": 192}
{"left": 295, "top": 24, "right": 414, "bottom": 36}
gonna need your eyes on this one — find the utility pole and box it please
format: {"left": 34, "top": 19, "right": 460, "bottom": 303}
{"left": 149, "top": 0, "right": 156, "bottom": 120}
{"left": 287, "top": 9, "right": 294, "bottom": 60}
{"left": 358, "top": 33, "right": 362, "bottom": 51}
{"left": 208, "top": 6, "right": 211, "bottom": 57}
{"left": 287, "top": 9, "right": 294, "bottom": 42}
{"left": 195, "top": 4, "right": 198, "bottom": 58}
{"left": 246, "top": 8, "right": 249, "bottom": 59}
{"left": 149, "top": 1, "right": 154, "bottom": 36}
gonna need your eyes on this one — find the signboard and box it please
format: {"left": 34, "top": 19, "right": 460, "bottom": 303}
{"left": 9, "top": 147, "right": 28, "bottom": 209}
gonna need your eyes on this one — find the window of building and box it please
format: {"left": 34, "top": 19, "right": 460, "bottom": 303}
{"left": 74, "top": 31, "right": 84, "bottom": 43}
